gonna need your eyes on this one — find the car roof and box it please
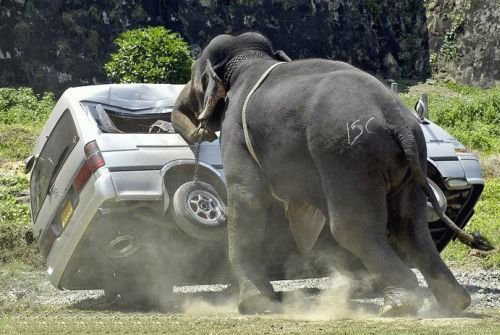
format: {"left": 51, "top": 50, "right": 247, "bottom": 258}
{"left": 66, "top": 84, "right": 185, "bottom": 111}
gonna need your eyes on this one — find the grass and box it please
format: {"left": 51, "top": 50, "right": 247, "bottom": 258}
{"left": 0, "top": 167, "right": 40, "bottom": 266}
{"left": 399, "top": 82, "right": 500, "bottom": 154}
{"left": 442, "top": 178, "right": 500, "bottom": 268}
{"left": 0, "top": 261, "right": 37, "bottom": 287}
{"left": 0, "top": 87, "right": 54, "bottom": 161}
{"left": 0, "top": 311, "right": 499, "bottom": 335}
{"left": 0, "top": 124, "right": 42, "bottom": 163}
{"left": 0, "top": 88, "right": 52, "bottom": 266}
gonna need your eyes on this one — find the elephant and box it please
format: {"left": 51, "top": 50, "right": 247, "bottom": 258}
{"left": 171, "top": 32, "right": 493, "bottom": 316}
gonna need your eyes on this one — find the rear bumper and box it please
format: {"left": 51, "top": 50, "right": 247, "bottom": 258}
{"left": 44, "top": 170, "right": 116, "bottom": 288}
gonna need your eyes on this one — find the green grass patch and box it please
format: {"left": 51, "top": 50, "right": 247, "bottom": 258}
{"left": 0, "top": 124, "right": 43, "bottom": 161}
{"left": 0, "top": 87, "right": 54, "bottom": 125}
{"left": 0, "top": 87, "right": 54, "bottom": 161}
{"left": 0, "top": 261, "right": 36, "bottom": 287}
{"left": 0, "top": 171, "right": 40, "bottom": 266}
{"left": 0, "top": 87, "right": 52, "bottom": 266}
{"left": 442, "top": 178, "right": 500, "bottom": 268}
{"left": 400, "top": 83, "right": 500, "bottom": 154}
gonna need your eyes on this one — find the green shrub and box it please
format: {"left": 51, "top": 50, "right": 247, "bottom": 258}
{"left": 400, "top": 84, "right": 500, "bottom": 153}
{"left": 0, "top": 88, "right": 54, "bottom": 126}
{"left": 104, "top": 27, "right": 192, "bottom": 84}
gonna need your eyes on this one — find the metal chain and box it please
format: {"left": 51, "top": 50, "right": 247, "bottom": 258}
{"left": 192, "top": 119, "right": 208, "bottom": 184}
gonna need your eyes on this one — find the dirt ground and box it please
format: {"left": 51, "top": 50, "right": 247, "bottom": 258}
{"left": 2, "top": 311, "right": 500, "bottom": 335}
{"left": 1, "top": 266, "right": 499, "bottom": 334}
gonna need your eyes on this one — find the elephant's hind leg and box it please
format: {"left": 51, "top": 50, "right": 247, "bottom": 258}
{"left": 320, "top": 171, "right": 422, "bottom": 316}
{"left": 390, "top": 184, "right": 471, "bottom": 314}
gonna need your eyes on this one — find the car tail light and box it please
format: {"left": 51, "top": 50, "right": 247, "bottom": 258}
{"left": 84, "top": 140, "right": 105, "bottom": 173}
{"left": 73, "top": 162, "right": 92, "bottom": 193}
{"left": 72, "top": 141, "right": 105, "bottom": 193}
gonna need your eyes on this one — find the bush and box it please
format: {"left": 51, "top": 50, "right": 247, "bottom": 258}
{"left": 104, "top": 27, "right": 192, "bottom": 84}
{"left": 0, "top": 88, "right": 54, "bottom": 126}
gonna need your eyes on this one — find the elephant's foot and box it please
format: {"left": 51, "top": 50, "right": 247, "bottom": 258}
{"left": 238, "top": 293, "right": 282, "bottom": 315}
{"left": 435, "top": 285, "right": 471, "bottom": 314}
{"left": 379, "top": 286, "right": 423, "bottom": 317}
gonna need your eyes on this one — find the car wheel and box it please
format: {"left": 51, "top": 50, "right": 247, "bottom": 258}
{"left": 172, "top": 181, "right": 226, "bottom": 241}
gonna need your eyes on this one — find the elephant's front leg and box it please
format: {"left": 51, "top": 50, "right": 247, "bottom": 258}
{"left": 226, "top": 181, "right": 280, "bottom": 314}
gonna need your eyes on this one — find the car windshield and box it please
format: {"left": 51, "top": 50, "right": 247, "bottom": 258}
{"left": 30, "top": 110, "right": 79, "bottom": 219}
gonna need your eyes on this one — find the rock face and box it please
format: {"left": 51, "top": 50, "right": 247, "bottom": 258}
{"left": 0, "top": 0, "right": 431, "bottom": 94}
{"left": 0, "top": 0, "right": 151, "bottom": 93}
{"left": 426, "top": 0, "right": 499, "bottom": 87}
{"left": 0, "top": 0, "right": 475, "bottom": 94}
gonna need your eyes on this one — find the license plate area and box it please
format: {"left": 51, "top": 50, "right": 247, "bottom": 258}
{"left": 60, "top": 200, "right": 74, "bottom": 229}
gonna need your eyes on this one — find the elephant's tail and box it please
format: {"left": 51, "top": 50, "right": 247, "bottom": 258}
{"left": 395, "top": 126, "right": 494, "bottom": 251}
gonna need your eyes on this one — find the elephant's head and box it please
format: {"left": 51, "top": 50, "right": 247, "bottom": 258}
{"left": 172, "top": 32, "right": 291, "bottom": 144}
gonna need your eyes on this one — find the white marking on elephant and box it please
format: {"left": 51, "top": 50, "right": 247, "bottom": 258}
{"left": 346, "top": 122, "right": 350, "bottom": 144}
{"left": 348, "top": 119, "right": 363, "bottom": 145}
{"left": 347, "top": 117, "right": 376, "bottom": 144}
{"left": 365, "top": 116, "right": 375, "bottom": 134}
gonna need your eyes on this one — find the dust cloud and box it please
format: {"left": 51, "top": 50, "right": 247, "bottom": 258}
{"left": 280, "top": 272, "right": 376, "bottom": 320}
{"left": 176, "top": 271, "right": 378, "bottom": 320}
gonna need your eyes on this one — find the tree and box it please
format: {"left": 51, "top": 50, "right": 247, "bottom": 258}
{"left": 104, "top": 27, "right": 192, "bottom": 84}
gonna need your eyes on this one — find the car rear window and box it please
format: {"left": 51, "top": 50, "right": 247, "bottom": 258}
{"left": 30, "top": 110, "right": 79, "bottom": 219}
{"left": 81, "top": 102, "right": 175, "bottom": 134}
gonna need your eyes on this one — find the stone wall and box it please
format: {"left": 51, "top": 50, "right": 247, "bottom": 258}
{"left": 1, "top": 0, "right": 431, "bottom": 94}
{"left": 427, "top": 0, "right": 499, "bottom": 87}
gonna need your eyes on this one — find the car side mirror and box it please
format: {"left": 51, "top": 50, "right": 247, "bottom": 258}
{"left": 24, "top": 154, "right": 38, "bottom": 174}
{"left": 415, "top": 94, "right": 428, "bottom": 121}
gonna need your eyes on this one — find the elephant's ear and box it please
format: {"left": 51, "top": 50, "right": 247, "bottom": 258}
{"left": 198, "top": 60, "right": 226, "bottom": 121}
{"left": 273, "top": 50, "right": 292, "bottom": 62}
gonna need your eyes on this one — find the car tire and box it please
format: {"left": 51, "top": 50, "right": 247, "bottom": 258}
{"left": 172, "top": 181, "right": 226, "bottom": 241}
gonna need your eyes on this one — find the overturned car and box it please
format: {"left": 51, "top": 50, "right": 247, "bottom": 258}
{"left": 26, "top": 84, "right": 484, "bottom": 304}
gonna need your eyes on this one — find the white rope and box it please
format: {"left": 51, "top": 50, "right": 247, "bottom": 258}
{"left": 242, "top": 62, "right": 285, "bottom": 169}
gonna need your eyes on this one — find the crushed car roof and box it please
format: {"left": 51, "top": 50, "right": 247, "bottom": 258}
{"left": 66, "top": 84, "right": 185, "bottom": 111}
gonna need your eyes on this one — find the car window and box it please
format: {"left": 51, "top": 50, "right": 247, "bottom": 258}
{"left": 81, "top": 102, "right": 175, "bottom": 133}
{"left": 30, "top": 110, "right": 79, "bottom": 219}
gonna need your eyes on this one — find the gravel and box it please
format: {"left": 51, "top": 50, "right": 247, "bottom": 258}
{"left": 1, "top": 267, "right": 498, "bottom": 314}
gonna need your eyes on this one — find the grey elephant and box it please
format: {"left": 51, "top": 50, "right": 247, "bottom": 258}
{"left": 172, "top": 32, "right": 492, "bottom": 316}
